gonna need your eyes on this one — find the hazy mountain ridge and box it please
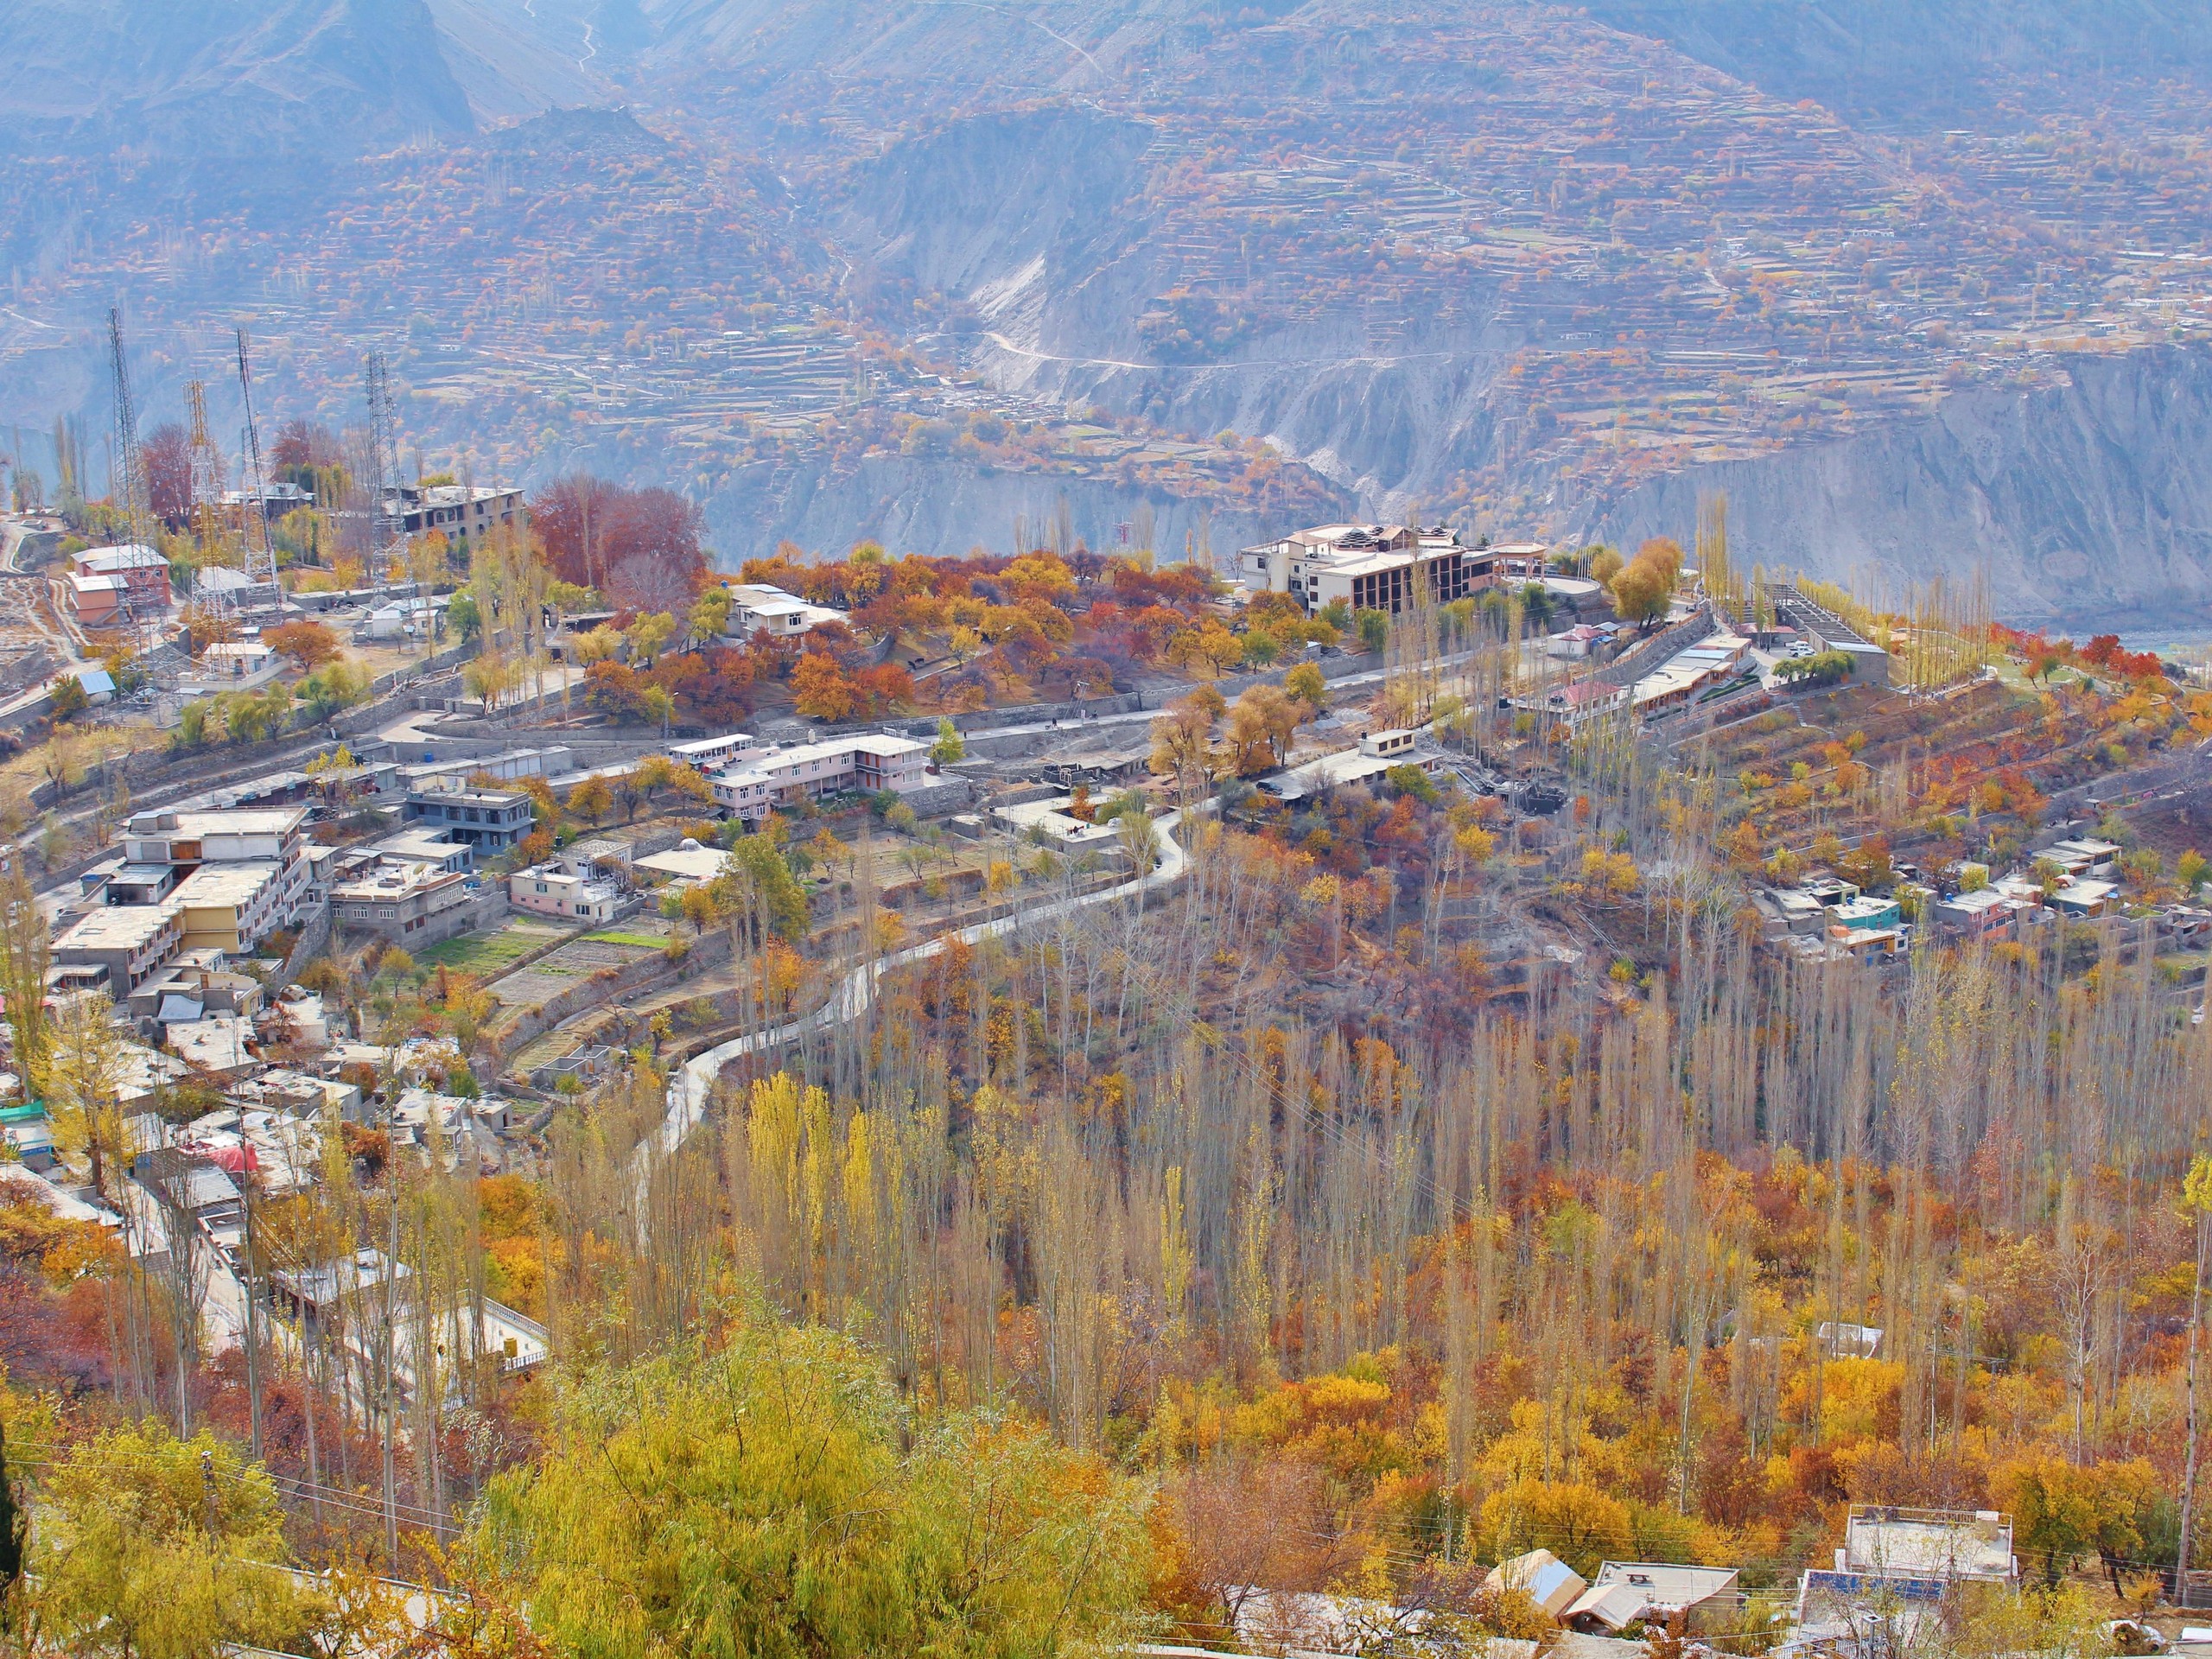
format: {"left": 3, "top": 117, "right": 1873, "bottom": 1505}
{"left": 0, "top": 0, "right": 479, "bottom": 159}
{"left": 1582, "top": 0, "right": 2212, "bottom": 125}
{"left": 8, "top": 0, "right": 2212, "bottom": 620}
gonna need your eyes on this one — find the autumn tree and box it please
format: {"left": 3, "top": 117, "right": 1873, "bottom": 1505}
{"left": 1227, "top": 684, "right": 1299, "bottom": 774}
{"left": 531, "top": 474, "right": 706, "bottom": 610}
{"left": 793, "top": 652, "right": 859, "bottom": 721}
{"left": 260, "top": 620, "right": 341, "bottom": 671}
{"left": 142, "top": 423, "right": 194, "bottom": 525}
{"left": 471, "top": 1313, "right": 1152, "bottom": 1658}
{"left": 1609, "top": 538, "right": 1684, "bottom": 627}
{"left": 30, "top": 1420, "right": 328, "bottom": 1659}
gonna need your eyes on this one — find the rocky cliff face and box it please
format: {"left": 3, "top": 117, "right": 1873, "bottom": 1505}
{"left": 704, "top": 451, "right": 1351, "bottom": 567}
{"left": 1582, "top": 346, "right": 2212, "bottom": 629}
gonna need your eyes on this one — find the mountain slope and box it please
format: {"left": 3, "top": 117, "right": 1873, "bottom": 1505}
{"left": 0, "top": 0, "right": 479, "bottom": 158}
{"left": 1585, "top": 346, "right": 2212, "bottom": 628}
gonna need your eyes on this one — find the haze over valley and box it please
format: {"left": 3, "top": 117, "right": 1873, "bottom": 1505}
{"left": 7, "top": 0, "right": 2212, "bottom": 625}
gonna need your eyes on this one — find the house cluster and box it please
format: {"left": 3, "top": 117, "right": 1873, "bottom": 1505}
{"left": 1466, "top": 1505, "right": 2018, "bottom": 1658}
{"left": 54, "top": 808, "right": 320, "bottom": 1007}
{"left": 2, "top": 990, "right": 537, "bottom": 1411}
{"left": 1752, "top": 832, "right": 2208, "bottom": 964}
{"left": 1753, "top": 873, "right": 1912, "bottom": 965}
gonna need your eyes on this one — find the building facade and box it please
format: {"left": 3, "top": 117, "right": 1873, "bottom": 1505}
{"left": 50, "top": 904, "right": 185, "bottom": 999}
{"left": 509, "top": 866, "right": 624, "bottom": 923}
{"left": 67, "top": 544, "right": 172, "bottom": 626}
{"left": 1238, "top": 524, "right": 1495, "bottom": 616}
{"left": 382, "top": 485, "right": 524, "bottom": 542}
{"left": 332, "top": 863, "right": 480, "bottom": 944}
{"left": 403, "top": 784, "right": 535, "bottom": 851}
{"left": 708, "top": 734, "right": 930, "bottom": 823}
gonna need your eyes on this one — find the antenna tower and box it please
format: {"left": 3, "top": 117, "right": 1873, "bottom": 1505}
{"left": 107, "top": 307, "right": 148, "bottom": 543}
{"left": 363, "top": 351, "right": 403, "bottom": 585}
{"left": 234, "top": 328, "right": 276, "bottom": 588}
{"left": 106, "top": 305, "right": 153, "bottom": 658}
{"left": 186, "top": 381, "right": 229, "bottom": 555}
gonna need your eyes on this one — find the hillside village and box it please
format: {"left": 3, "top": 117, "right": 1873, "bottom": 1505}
{"left": 2, "top": 462, "right": 2212, "bottom": 1658}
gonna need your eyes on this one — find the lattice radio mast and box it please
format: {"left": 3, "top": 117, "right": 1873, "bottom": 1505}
{"left": 107, "top": 306, "right": 148, "bottom": 545}
{"left": 106, "top": 305, "right": 154, "bottom": 657}
{"left": 363, "top": 351, "right": 403, "bottom": 585}
{"left": 234, "top": 328, "right": 276, "bottom": 588}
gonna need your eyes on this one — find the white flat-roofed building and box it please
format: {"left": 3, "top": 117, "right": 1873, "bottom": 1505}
{"left": 1237, "top": 523, "right": 1489, "bottom": 616}
{"left": 124, "top": 806, "right": 311, "bottom": 868}
{"left": 51, "top": 904, "right": 185, "bottom": 997}
{"left": 665, "top": 732, "right": 759, "bottom": 770}
{"left": 709, "top": 734, "right": 930, "bottom": 822}
{"left": 635, "top": 842, "right": 731, "bottom": 887}
{"left": 200, "top": 640, "right": 278, "bottom": 681}
{"left": 367, "top": 830, "right": 474, "bottom": 874}
{"left": 722, "top": 584, "right": 848, "bottom": 639}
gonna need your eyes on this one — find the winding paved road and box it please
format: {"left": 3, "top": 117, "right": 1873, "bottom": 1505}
{"left": 644, "top": 809, "right": 1189, "bottom": 1166}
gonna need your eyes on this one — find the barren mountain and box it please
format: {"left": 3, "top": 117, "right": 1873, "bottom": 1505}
{"left": 5, "top": 0, "right": 2212, "bottom": 625}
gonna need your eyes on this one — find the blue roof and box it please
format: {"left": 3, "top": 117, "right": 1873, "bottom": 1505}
{"left": 75, "top": 668, "right": 117, "bottom": 696}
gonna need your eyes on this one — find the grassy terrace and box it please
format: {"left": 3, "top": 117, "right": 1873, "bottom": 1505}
{"left": 416, "top": 919, "right": 569, "bottom": 974}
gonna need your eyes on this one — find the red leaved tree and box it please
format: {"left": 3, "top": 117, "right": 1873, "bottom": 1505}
{"left": 143, "top": 423, "right": 194, "bottom": 524}
{"left": 533, "top": 474, "right": 707, "bottom": 607}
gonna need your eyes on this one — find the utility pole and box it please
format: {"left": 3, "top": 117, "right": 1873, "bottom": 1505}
{"left": 382, "top": 1188, "right": 400, "bottom": 1568}
{"left": 2182, "top": 1156, "right": 2211, "bottom": 1611}
{"left": 241, "top": 1173, "right": 264, "bottom": 1461}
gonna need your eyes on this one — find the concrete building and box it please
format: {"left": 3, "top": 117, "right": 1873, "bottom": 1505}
{"left": 366, "top": 830, "right": 474, "bottom": 874}
{"left": 198, "top": 640, "right": 278, "bottom": 682}
{"left": 67, "top": 543, "right": 171, "bottom": 626}
{"left": 123, "top": 806, "right": 312, "bottom": 872}
{"left": 635, "top": 842, "right": 730, "bottom": 888}
{"left": 1237, "top": 524, "right": 1491, "bottom": 616}
{"left": 665, "top": 732, "right": 760, "bottom": 771}
{"left": 722, "top": 583, "right": 848, "bottom": 639}
{"left": 1792, "top": 1506, "right": 2015, "bottom": 1652}
{"left": 709, "top": 734, "right": 930, "bottom": 823}
{"left": 509, "top": 864, "right": 624, "bottom": 923}
{"left": 357, "top": 595, "right": 443, "bottom": 643}
{"left": 114, "top": 806, "right": 315, "bottom": 949}
{"left": 381, "top": 484, "right": 524, "bottom": 542}
{"left": 403, "top": 782, "right": 534, "bottom": 851}
{"left": 1760, "top": 582, "right": 1891, "bottom": 685}
{"left": 50, "top": 904, "right": 184, "bottom": 999}
{"left": 1934, "top": 886, "right": 2014, "bottom": 938}
{"left": 331, "top": 861, "right": 480, "bottom": 944}
{"left": 170, "top": 863, "right": 289, "bottom": 954}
